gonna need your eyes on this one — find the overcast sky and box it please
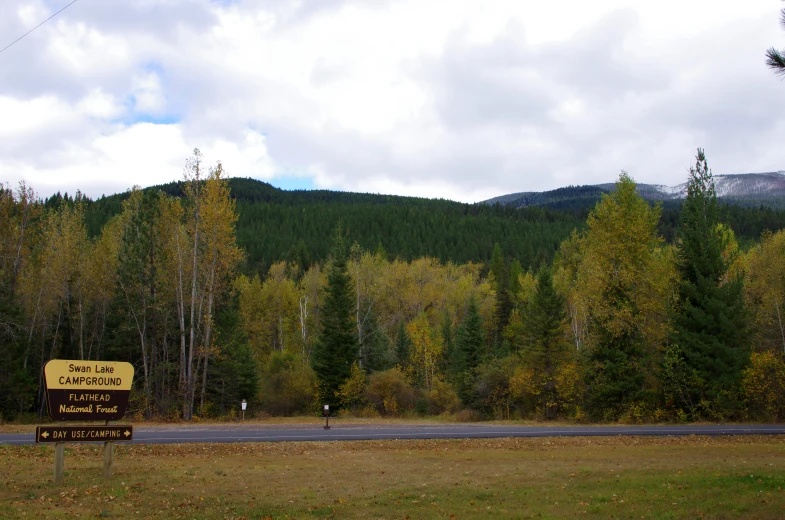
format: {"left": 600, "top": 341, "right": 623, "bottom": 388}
{"left": 1, "top": 0, "right": 784, "bottom": 203}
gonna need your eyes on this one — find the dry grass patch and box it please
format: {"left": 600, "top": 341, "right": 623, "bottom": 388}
{"left": 0, "top": 416, "right": 448, "bottom": 434}
{"left": 1, "top": 435, "right": 784, "bottom": 519}
{"left": 0, "top": 416, "right": 589, "bottom": 434}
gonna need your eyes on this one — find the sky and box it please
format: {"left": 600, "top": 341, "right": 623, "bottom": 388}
{"left": 1, "top": 0, "right": 784, "bottom": 203}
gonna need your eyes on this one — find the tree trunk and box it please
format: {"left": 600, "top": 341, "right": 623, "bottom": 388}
{"left": 199, "top": 241, "right": 219, "bottom": 416}
{"left": 10, "top": 185, "right": 31, "bottom": 295}
{"left": 41, "top": 303, "right": 63, "bottom": 417}
{"left": 23, "top": 280, "right": 44, "bottom": 370}
{"left": 775, "top": 300, "right": 785, "bottom": 355}
{"left": 356, "top": 266, "right": 363, "bottom": 366}
{"left": 185, "top": 194, "right": 200, "bottom": 421}
{"left": 78, "top": 297, "right": 84, "bottom": 360}
{"left": 299, "top": 295, "right": 309, "bottom": 361}
{"left": 149, "top": 233, "right": 158, "bottom": 417}
{"left": 176, "top": 225, "right": 187, "bottom": 387}
{"left": 119, "top": 278, "right": 150, "bottom": 417}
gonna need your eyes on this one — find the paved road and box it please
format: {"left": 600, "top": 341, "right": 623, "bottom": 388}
{"left": 2, "top": 423, "right": 784, "bottom": 446}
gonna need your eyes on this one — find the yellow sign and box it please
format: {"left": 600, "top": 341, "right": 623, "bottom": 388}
{"left": 44, "top": 360, "right": 134, "bottom": 391}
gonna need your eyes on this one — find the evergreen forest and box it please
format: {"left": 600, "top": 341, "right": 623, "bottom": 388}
{"left": 2, "top": 148, "right": 785, "bottom": 423}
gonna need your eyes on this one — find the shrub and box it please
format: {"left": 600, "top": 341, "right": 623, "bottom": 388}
{"left": 366, "top": 367, "right": 415, "bottom": 416}
{"left": 473, "top": 357, "right": 516, "bottom": 419}
{"left": 259, "top": 351, "right": 318, "bottom": 415}
{"left": 455, "top": 409, "right": 482, "bottom": 422}
{"left": 619, "top": 401, "right": 653, "bottom": 424}
{"left": 554, "top": 361, "right": 584, "bottom": 419}
{"left": 337, "top": 362, "right": 369, "bottom": 411}
{"left": 743, "top": 350, "right": 785, "bottom": 421}
{"left": 509, "top": 365, "right": 538, "bottom": 418}
{"left": 424, "top": 379, "right": 461, "bottom": 415}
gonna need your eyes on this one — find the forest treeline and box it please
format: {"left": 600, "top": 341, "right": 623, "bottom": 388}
{"left": 74, "top": 177, "right": 585, "bottom": 275}
{"left": 55, "top": 174, "right": 785, "bottom": 277}
{"left": 2, "top": 149, "right": 785, "bottom": 422}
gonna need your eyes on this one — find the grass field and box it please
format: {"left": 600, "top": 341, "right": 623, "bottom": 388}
{"left": 1, "top": 435, "right": 784, "bottom": 519}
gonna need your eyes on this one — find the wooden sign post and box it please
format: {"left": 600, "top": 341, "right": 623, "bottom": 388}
{"left": 104, "top": 421, "right": 113, "bottom": 480}
{"left": 41, "top": 360, "right": 135, "bottom": 484}
{"left": 54, "top": 442, "right": 64, "bottom": 486}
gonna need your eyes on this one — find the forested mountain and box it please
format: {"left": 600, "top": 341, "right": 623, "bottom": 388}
{"left": 482, "top": 185, "right": 607, "bottom": 210}
{"left": 485, "top": 171, "right": 785, "bottom": 210}
{"left": 48, "top": 177, "right": 785, "bottom": 279}
{"left": 66, "top": 178, "right": 584, "bottom": 275}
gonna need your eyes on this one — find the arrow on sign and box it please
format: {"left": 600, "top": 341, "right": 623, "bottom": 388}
{"left": 124, "top": 430, "right": 131, "bottom": 437}
{"left": 41, "top": 431, "right": 49, "bottom": 439}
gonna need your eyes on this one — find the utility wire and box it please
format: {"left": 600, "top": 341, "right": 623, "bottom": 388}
{"left": 0, "top": 0, "right": 80, "bottom": 55}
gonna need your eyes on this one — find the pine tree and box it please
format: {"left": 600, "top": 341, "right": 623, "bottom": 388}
{"left": 206, "top": 306, "right": 259, "bottom": 415}
{"left": 453, "top": 296, "right": 485, "bottom": 403}
{"left": 360, "top": 307, "right": 392, "bottom": 372}
{"left": 395, "top": 320, "right": 412, "bottom": 367}
{"left": 440, "top": 310, "right": 454, "bottom": 375}
{"left": 521, "top": 266, "right": 569, "bottom": 419}
{"left": 118, "top": 188, "right": 162, "bottom": 416}
{"left": 584, "top": 321, "right": 645, "bottom": 420}
{"left": 311, "top": 227, "right": 358, "bottom": 406}
{"left": 489, "top": 243, "right": 512, "bottom": 345}
{"left": 509, "top": 259, "right": 523, "bottom": 300}
{"left": 672, "top": 149, "right": 749, "bottom": 417}
{"left": 766, "top": 3, "right": 785, "bottom": 76}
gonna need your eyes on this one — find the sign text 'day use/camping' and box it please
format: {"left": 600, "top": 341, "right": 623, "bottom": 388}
{"left": 36, "top": 425, "right": 133, "bottom": 443}
{"left": 44, "top": 360, "right": 134, "bottom": 421}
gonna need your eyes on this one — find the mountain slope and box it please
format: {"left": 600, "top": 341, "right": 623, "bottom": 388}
{"left": 486, "top": 171, "right": 785, "bottom": 210}
{"left": 45, "top": 174, "right": 785, "bottom": 278}
{"left": 75, "top": 178, "right": 584, "bottom": 275}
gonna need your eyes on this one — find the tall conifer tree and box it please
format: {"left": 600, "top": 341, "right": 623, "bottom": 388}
{"left": 118, "top": 188, "right": 163, "bottom": 417}
{"left": 672, "top": 149, "right": 748, "bottom": 417}
{"left": 509, "top": 259, "right": 523, "bottom": 300}
{"left": 489, "top": 243, "right": 512, "bottom": 345}
{"left": 311, "top": 227, "right": 358, "bottom": 405}
{"left": 395, "top": 320, "right": 412, "bottom": 367}
{"left": 521, "top": 266, "right": 569, "bottom": 419}
{"left": 440, "top": 310, "right": 454, "bottom": 375}
{"left": 453, "top": 296, "right": 485, "bottom": 403}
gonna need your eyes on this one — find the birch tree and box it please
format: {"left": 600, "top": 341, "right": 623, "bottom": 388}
{"left": 118, "top": 188, "right": 165, "bottom": 415}
{"left": 745, "top": 229, "right": 785, "bottom": 354}
{"left": 196, "top": 164, "right": 243, "bottom": 415}
{"left": 576, "top": 172, "right": 674, "bottom": 420}
{"left": 182, "top": 149, "right": 204, "bottom": 420}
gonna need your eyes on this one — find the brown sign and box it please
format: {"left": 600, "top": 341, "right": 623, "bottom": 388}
{"left": 36, "top": 425, "right": 133, "bottom": 443}
{"left": 44, "top": 360, "right": 134, "bottom": 421}
{"left": 46, "top": 390, "right": 131, "bottom": 421}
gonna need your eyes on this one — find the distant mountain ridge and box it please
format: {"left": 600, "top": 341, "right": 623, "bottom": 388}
{"left": 484, "top": 171, "right": 785, "bottom": 210}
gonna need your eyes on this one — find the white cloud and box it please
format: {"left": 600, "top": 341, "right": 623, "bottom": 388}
{"left": 0, "top": 120, "right": 275, "bottom": 197}
{"left": 130, "top": 71, "right": 165, "bottom": 114}
{"left": 0, "top": 0, "right": 784, "bottom": 202}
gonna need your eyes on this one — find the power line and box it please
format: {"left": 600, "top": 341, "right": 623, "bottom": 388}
{"left": 0, "top": 0, "right": 80, "bottom": 55}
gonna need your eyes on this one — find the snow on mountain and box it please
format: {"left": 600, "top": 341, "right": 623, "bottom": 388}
{"left": 638, "top": 172, "right": 785, "bottom": 200}
{"left": 483, "top": 171, "right": 785, "bottom": 208}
